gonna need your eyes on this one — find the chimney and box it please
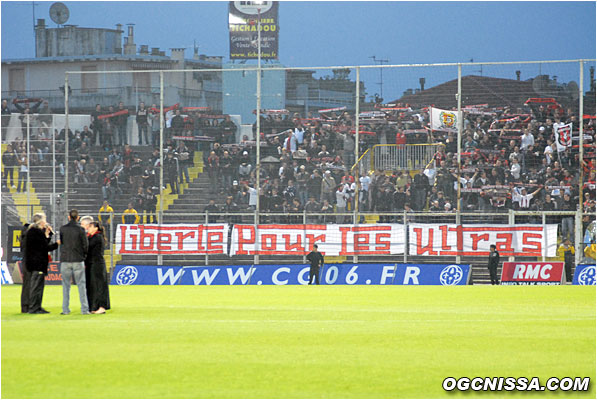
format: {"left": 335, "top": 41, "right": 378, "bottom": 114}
{"left": 590, "top": 66, "right": 595, "bottom": 92}
{"left": 116, "top": 23, "right": 122, "bottom": 32}
{"left": 516, "top": 70, "right": 521, "bottom": 81}
{"left": 36, "top": 18, "right": 45, "bottom": 29}
{"left": 151, "top": 47, "right": 160, "bottom": 56}
{"left": 139, "top": 45, "right": 149, "bottom": 55}
{"left": 419, "top": 77, "right": 425, "bottom": 91}
{"left": 124, "top": 23, "right": 136, "bottom": 55}
{"left": 170, "top": 48, "right": 185, "bottom": 61}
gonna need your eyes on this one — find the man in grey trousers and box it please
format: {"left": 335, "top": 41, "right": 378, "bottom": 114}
{"left": 59, "top": 209, "right": 90, "bottom": 315}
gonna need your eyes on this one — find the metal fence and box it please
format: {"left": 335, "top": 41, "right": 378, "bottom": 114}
{"left": 4, "top": 209, "right": 585, "bottom": 269}
{"left": 2, "top": 59, "right": 596, "bottom": 274}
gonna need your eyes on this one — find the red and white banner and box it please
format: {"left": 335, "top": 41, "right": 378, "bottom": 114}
{"left": 230, "top": 224, "right": 405, "bottom": 256}
{"left": 409, "top": 224, "right": 558, "bottom": 257}
{"left": 318, "top": 106, "right": 347, "bottom": 113}
{"left": 553, "top": 122, "right": 572, "bottom": 152}
{"left": 430, "top": 107, "right": 460, "bottom": 132}
{"left": 500, "top": 262, "right": 564, "bottom": 285}
{"left": 116, "top": 224, "right": 229, "bottom": 255}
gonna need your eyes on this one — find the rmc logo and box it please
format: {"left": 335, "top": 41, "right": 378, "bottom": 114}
{"left": 116, "top": 266, "right": 139, "bottom": 285}
{"left": 439, "top": 265, "right": 464, "bottom": 285}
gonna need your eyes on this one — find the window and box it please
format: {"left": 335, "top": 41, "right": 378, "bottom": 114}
{"left": 9, "top": 68, "right": 25, "bottom": 93}
{"left": 81, "top": 65, "right": 98, "bottom": 93}
{"left": 133, "top": 71, "right": 151, "bottom": 93}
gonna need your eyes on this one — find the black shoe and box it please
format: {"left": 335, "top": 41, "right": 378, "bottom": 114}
{"left": 40, "top": 308, "right": 50, "bottom": 313}
{"left": 28, "top": 310, "right": 48, "bottom": 314}
{"left": 21, "top": 308, "right": 29, "bottom": 313}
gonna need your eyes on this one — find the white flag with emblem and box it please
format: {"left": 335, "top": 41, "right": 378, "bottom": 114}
{"left": 430, "top": 107, "right": 460, "bottom": 132}
{"left": 553, "top": 122, "right": 572, "bottom": 152}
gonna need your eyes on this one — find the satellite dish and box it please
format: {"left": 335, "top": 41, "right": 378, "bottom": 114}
{"left": 49, "top": 2, "right": 70, "bottom": 25}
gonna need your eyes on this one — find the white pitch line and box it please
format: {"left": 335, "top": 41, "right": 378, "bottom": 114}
{"left": 4, "top": 317, "right": 594, "bottom": 324}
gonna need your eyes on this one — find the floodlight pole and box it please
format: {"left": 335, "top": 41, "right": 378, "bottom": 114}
{"left": 158, "top": 71, "right": 164, "bottom": 266}
{"left": 26, "top": 114, "right": 31, "bottom": 221}
{"left": 353, "top": 67, "right": 360, "bottom": 264}
{"left": 577, "top": 61, "right": 584, "bottom": 266}
{"left": 456, "top": 64, "right": 462, "bottom": 265}
{"left": 64, "top": 73, "right": 69, "bottom": 213}
{"left": 254, "top": 7, "right": 262, "bottom": 266}
{"left": 52, "top": 117, "right": 56, "bottom": 229}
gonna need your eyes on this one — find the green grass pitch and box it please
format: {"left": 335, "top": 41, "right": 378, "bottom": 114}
{"left": 1, "top": 285, "right": 595, "bottom": 398}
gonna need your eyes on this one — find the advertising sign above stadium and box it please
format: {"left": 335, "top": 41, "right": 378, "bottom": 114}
{"left": 500, "top": 262, "right": 564, "bottom": 285}
{"left": 229, "top": 1, "right": 279, "bottom": 60}
{"left": 110, "top": 263, "right": 472, "bottom": 286}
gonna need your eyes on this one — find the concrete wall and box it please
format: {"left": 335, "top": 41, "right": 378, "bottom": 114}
{"left": 35, "top": 26, "right": 122, "bottom": 58}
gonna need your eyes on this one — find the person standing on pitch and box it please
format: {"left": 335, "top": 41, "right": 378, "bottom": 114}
{"left": 59, "top": 209, "right": 90, "bottom": 315}
{"left": 488, "top": 244, "right": 500, "bottom": 285}
{"left": 307, "top": 244, "right": 324, "bottom": 285}
{"left": 19, "top": 221, "right": 31, "bottom": 313}
{"left": 557, "top": 239, "right": 575, "bottom": 283}
{"left": 24, "top": 213, "right": 58, "bottom": 314}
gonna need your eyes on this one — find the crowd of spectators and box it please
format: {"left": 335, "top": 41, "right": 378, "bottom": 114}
{"left": 204, "top": 103, "right": 596, "bottom": 239}
{"left": 2, "top": 98, "right": 235, "bottom": 222}
{"left": 2, "top": 96, "right": 596, "bottom": 241}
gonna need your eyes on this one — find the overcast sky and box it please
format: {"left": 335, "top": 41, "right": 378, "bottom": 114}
{"left": 1, "top": 1, "right": 595, "bottom": 101}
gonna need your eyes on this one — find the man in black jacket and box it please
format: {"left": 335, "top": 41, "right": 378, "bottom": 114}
{"left": 24, "top": 213, "right": 58, "bottom": 314}
{"left": 306, "top": 244, "right": 324, "bottom": 285}
{"left": 2, "top": 144, "right": 17, "bottom": 189}
{"left": 59, "top": 209, "right": 90, "bottom": 315}
{"left": 115, "top": 101, "right": 129, "bottom": 146}
{"left": 488, "top": 244, "right": 500, "bottom": 285}
{"left": 204, "top": 199, "right": 220, "bottom": 223}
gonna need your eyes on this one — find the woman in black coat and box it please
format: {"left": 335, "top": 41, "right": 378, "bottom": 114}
{"left": 85, "top": 222, "right": 111, "bottom": 314}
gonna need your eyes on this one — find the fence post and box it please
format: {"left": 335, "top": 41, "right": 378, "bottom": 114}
{"left": 205, "top": 211, "right": 209, "bottom": 266}
{"left": 51, "top": 116, "right": 56, "bottom": 230}
{"left": 158, "top": 71, "right": 164, "bottom": 267}
{"left": 542, "top": 213, "right": 546, "bottom": 262}
{"left": 456, "top": 63, "right": 462, "bottom": 214}
{"left": 303, "top": 209, "right": 307, "bottom": 265}
{"left": 64, "top": 73, "right": 69, "bottom": 213}
{"left": 110, "top": 211, "right": 115, "bottom": 275}
{"left": 26, "top": 114, "right": 31, "bottom": 221}
{"left": 508, "top": 209, "right": 515, "bottom": 262}
{"left": 254, "top": 209, "right": 259, "bottom": 266}
{"left": 403, "top": 210, "right": 408, "bottom": 264}
{"left": 578, "top": 60, "right": 584, "bottom": 213}
{"left": 455, "top": 208, "right": 461, "bottom": 265}
{"left": 353, "top": 67, "right": 360, "bottom": 265}
{"left": 575, "top": 209, "right": 582, "bottom": 266}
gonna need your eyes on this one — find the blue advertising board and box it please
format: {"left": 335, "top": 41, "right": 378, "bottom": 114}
{"left": 111, "top": 263, "right": 471, "bottom": 286}
{"left": 572, "top": 264, "right": 596, "bottom": 285}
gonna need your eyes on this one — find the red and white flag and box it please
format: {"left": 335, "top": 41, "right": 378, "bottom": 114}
{"left": 553, "top": 122, "right": 572, "bottom": 152}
